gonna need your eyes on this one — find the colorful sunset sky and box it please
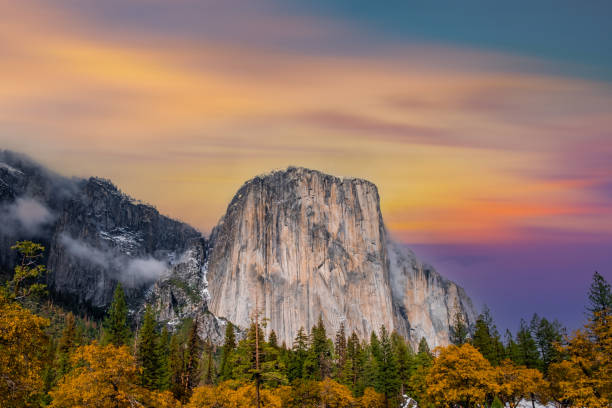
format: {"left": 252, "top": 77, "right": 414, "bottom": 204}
{"left": 1, "top": 0, "right": 611, "bottom": 332}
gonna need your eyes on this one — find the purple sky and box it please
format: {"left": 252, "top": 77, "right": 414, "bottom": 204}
{"left": 410, "top": 241, "right": 612, "bottom": 333}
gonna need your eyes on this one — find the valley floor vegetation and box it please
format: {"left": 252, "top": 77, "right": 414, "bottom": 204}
{"left": 1, "top": 241, "right": 612, "bottom": 408}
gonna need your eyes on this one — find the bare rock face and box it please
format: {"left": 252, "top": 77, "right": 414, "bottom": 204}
{"left": 206, "top": 167, "right": 476, "bottom": 347}
{"left": 144, "top": 238, "right": 226, "bottom": 344}
{"left": 388, "top": 242, "right": 477, "bottom": 348}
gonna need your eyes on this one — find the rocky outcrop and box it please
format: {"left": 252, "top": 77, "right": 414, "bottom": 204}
{"left": 144, "top": 238, "right": 226, "bottom": 344}
{"left": 0, "top": 150, "right": 201, "bottom": 311}
{"left": 207, "top": 167, "right": 476, "bottom": 348}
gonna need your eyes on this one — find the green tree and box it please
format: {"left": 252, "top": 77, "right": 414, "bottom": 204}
{"left": 531, "top": 314, "right": 564, "bottom": 373}
{"left": 219, "top": 321, "right": 236, "bottom": 381}
{"left": 377, "top": 326, "right": 400, "bottom": 407}
{"left": 7, "top": 241, "right": 47, "bottom": 300}
{"left": 587, "top": 271, "right": 612, "bottom": 322}
{"left": 268, "top": 330, "right": 279, "bottom": 349}
{"left": 472, "top": 307, "right": 503, "bottom": 366}
{"left": 504, "top": 329, "right": 521, "bottom": 364}
{"left": 288, "top": 327, "right": 309, "bottom": 381}
{"left": 391, "top": 331, "right": 414, "bottom": 397}
{"left": 101, "top": 283, "right": 131, "bottom": 346}
{"left": 516, "top": 319, "right": 541, "bottom": 370}
{"left": 56, "top": 312, "right": 77, "bottom": 379}
{"left": 304, "top": 315, "right": 332, "bottom": 380}
{"left": 202, "top": 338, "right": 216, "bottom": 385}
{"left": 334, "top": 322, "right": 347, "bottom": 381}
{"left": 346, "top": 332, "right": 362, "bottom": 393}
{"left": 156, "top": 326, "right": 171, "bottom": 390}
{"left": 450, "top": 301, "right": 469, "bottom": 346}
{"left": 417, "top": 337, "right": 431, "bottom": 357}
{"left": 185, "top": 319, "right": 203, "bottom": 392}
{"left": 137, "top": 305, "right": 160, "bottom": 389}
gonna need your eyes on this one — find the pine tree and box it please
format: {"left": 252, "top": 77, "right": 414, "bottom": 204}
{"left": 377, "top": 326, "right": 400, "bottom": 407}
{"left": 516, "top": 319, "right": 541, "bottom": 370}
{"left": 391, "top": 330, "right": 413, "bottom": 396}
{"left": 504, "top": 329, "right": 521, "bottom": 364}
{"left": 219, "top": 322, "right": 236, "bottom": 381}
{"left": 169, "top": 331, "right": 187, "bottom": 401}
{"left": 203, "top": 338, "right": 215, "bottom": 385}
{"left": 156, "top": 327, "right": 171, "bottom": 390}
{"left": 587, "top": 271, "right": 612, "bottom": 322}
{"left": 417, "top": 337, "right": 431, "bottom": 357}
{"left": 268, "top": 330, "right": 278, "bottom": 349}
{"left": 450, "top": 301, "right": 469, "bottom": 345}
{"left": 472, "top": 307, "right": 503, "bottom": 366}
{"left": 185, "top": 319, "right": 203, "bottom": 393}
{"left": 531, "top": 315, "right": 563, "bottom": 373}
{"left": 56, "top": 312, "right": 77, "bottom": 378}
{"left": 346, "top": 332, "right": 362, "bottom": 392}
{"left": 334, "top": 322, "right": 347, "bottom": 380}
{"left": 137, "top": 306, "right": 160, "bottom": 389}
{"left": 101, "top": 283, "right": 131, "bottom": 346}
{"left": 288, "top": 326, "right": 309, "bottom": 381}
{"left": 306, "top": 315, "right": 332, "bottom": 380}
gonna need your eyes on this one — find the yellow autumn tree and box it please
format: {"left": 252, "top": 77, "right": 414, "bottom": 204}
{"left": 358, "top": 387, "right": 386, "bottom": 408}
{"left": 318, "top": 378, "right": 355, "bottom": 408}
{"left": 426, "top": 343, "right": 496, "bottom": 408}
{"left": 49, "top": 342, "right": 178, "bottom": 408}
{"left": 548, "top": 312, "right": 612, "bottom": 408}
{"left": 495, "top": 359, "right": 548, "bottom": 408}
{"left": 0, "top": 295, "right": 49, "bottom": 407}
{"left": 187, "top": 381, "right": 282, "bottom": 408}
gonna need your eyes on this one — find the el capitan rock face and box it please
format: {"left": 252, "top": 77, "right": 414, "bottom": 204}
{"left": 206, "top": 167, "right": 476, "bottom": 347}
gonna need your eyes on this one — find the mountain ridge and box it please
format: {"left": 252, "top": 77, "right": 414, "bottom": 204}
{"left": 0, "top": 150, "right": 476, "bottom": 347}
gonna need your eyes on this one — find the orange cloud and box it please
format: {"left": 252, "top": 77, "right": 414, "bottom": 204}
{"left": 1, "top": 0, "right": 611, "bottom": 245}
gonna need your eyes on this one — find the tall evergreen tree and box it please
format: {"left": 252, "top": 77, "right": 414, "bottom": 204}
{"left": 101, "top": 283, "right": 131, "bottom": 346}
{"left": 156, "top": 326, "right": 171, "bottom": 390}
{"left": 377, "top": 326, "right": 400, "bottom": 407}
{"left": 334, "top": 322, "right": 347, "bottom": 380}
{"left": 504, "top": 329, "right": 521, "bottom": 364}
{"left": 184, "top": 319, "right": 203, "bottom": 393}
{"left": 288, "top": 326, "right": 309, "bottom": 381}
{"left": 391, "top": 330, "right": 414, "bottom": 396}
{"left": 346, "top": 332, "right": 362, "bottom": 392}
{"left": 169, "top": 331, "right": 187, "bottom": 401}
{"left": 450, "top": 301, "right": 469, "bottom": 345}
{"left": 472, "top": 307, "right": 503, "bottom": 365}
{"left": 417, "top": 337, "right": 431, "bottom": 357}
{"left": 268, "top": 330, "right": 278, "bottom": 349}
{"left": 516, "top": 318, "right": 541, "bottom": 370}
{"left": 531, "top": 315, "right": 563, "bottom": 373}
{"left": 587, "top": 271, "right": 612, "bottom": 322}
{"left": 56, "top": 312, "right": 77, "bottom": 378}
{"left": 203, "top": 338, "right": 215, "bottom": 385}
{"left": 219, "top": 322, "right": 236, "bottom": 381}
{"left": 305, "top": 315, "right": 332, "bottom": 380}
{"left": 136, "top": 306, "right": 160, "bottom": 389}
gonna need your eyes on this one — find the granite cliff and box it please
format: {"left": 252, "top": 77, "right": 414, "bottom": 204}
{"left": 207, "top": 167, "right": 476, "bottom": 347}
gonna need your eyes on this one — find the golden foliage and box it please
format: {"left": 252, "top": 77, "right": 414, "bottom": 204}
{"left": 49, "top": 342, "right": 178, "bottom": 408}
{"left": 187, "top": 381, "right": 282, "bottom": 408}
{"left": 548, "top": 313, "right": 612, "bottom": 408}
{"left": 358, "top": 387, "right": 385, "bottom": 408}
{"left": 495, "top": 359, "right": 547, "bottom": 408}
{"left": 425, "top": 343, "right": 496, "bottom": 408}
{"left": 0, "top": 296, "right": 49, "bottom": 407}
{"left": 318, "top": 378, "right": 354, "bottom": 408}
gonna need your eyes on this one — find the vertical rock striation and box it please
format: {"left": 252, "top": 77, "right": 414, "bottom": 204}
{"left": 206, "top": 167, "right": 476, "bottom": 348}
